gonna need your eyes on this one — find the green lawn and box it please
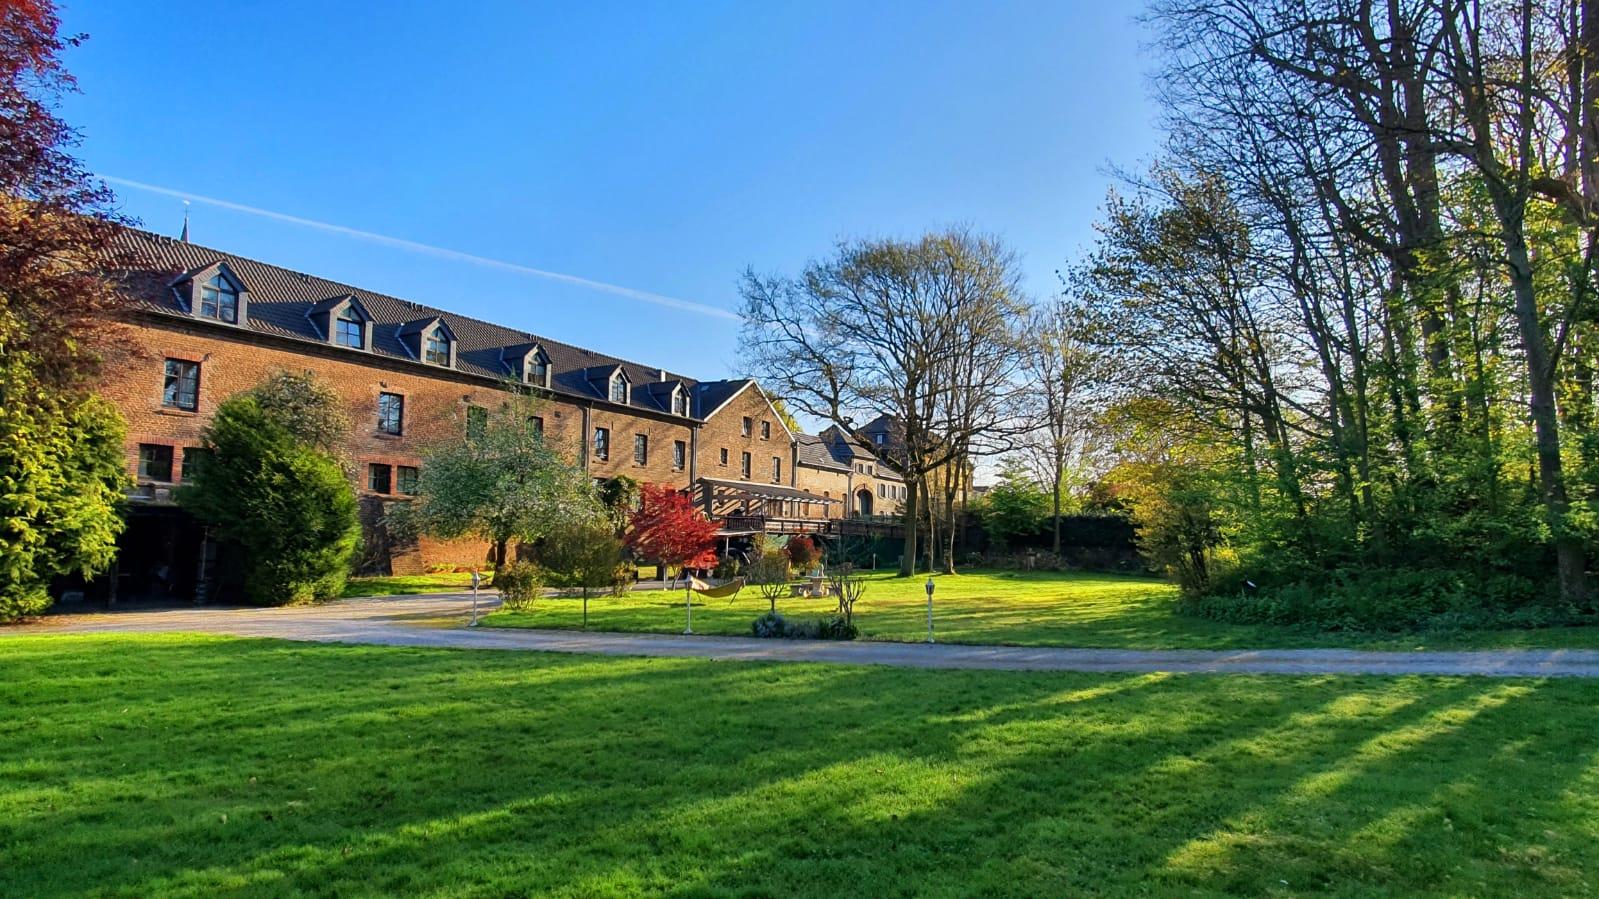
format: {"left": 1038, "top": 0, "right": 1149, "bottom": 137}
{"left": 341, "top": 571, "right": 477, "bottom": 598}
{"left": 3, "top": 635, "right": 1597, "bottom": 896}
{"left": 484, "top": 568, "right": 1599, "bottom": 651}
{"left": 343, "top": 566, "right": 663, "bottom": 599}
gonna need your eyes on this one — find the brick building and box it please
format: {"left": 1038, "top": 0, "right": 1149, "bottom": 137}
{"left": 97, "top": 227, "right": 901, "bottom": 601}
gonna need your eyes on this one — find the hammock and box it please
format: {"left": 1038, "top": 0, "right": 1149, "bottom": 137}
{"left": 686, "top": 576, "right": 746, "bottom": 599}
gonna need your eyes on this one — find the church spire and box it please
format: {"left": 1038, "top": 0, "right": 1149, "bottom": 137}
{"left": 179, "top": 201, "right": 190, "bottom": 243}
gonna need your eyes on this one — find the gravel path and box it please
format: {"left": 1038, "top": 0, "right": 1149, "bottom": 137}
{"left": 12, "top": 593, "right": 1599, "bottom": 678}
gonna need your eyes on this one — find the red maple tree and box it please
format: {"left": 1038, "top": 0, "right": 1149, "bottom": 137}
{"left": 625, "top": 483, "right": 720, "bottom": 575}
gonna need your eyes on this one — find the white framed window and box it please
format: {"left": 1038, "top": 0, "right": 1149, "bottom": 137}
{"left": 424, "top": 332, "right": 450, "bottom": 365}
{"left": 199, "top": 273, "right": 238, "bottom": 323}
{"left": 335, "top": 311, "right": 364, "bottom": 348}
{"left": 610, "top": 374, "right": 628, "bottom": 403}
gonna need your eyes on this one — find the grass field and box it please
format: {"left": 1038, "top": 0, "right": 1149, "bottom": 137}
{"left": 484, "top": 568, "right": 1599, "bottom": 651}
{"left": 3, "top": 634, "right": 1597, "bottom": 896}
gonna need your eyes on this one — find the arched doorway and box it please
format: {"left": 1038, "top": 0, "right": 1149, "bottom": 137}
{"left": 856, "top": 488, "right": 873, "bottom": 517}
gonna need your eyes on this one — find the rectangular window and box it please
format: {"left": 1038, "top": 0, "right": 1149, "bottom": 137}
{"left": 199, "top": 273, "right": 238, "bottom": 324}
{"left": 673, "top": 440, "right": 686, "bottom": 471}
{"left": 878, "top": 484, "right": 886, "bottom": 498}
{"left": 720, "top": 447, "right": 729, "bottom": 466}
{"left": 741, "top": 417, "right": 752, "bottom": 437}
{"left": 180, "top": 446, "right": 208, "bottom": 481}
{"left": 594, "top": 427, "right": 610, "bottom": 461}
{"left": 530, "top": 415, "right": 544, "bottom": 436}
{"left": 378, "top": 392, "right": 404, "bottom": 436}
{"left": 335, "top": 314, "right": 364, "bottom": 348}
{"left": 162, "top": 359, "right": 199, "bottom": 411}
{"left": 741, "top": 452, "right": 751, "bottom": 479}
{"left": 761, "top": 421, "right": 771, "bottom": 439}
{"left": 424, "top": 333, "right": 450, "bottom": 365}
{"left": 634, "top": 434, "right": 648, "bottom": 465}
{"left": 772, "top": 456, "right": 781, "bottom": 483}
{"left": 673, "top": 391, "right": 687, "bottom": 415}
{"left": 368, "top": 463, "right": 392, "bottom": 494}
{"left": 137, "top": 444, "right": 174, "bottom": 482}
{"left": 466, "top": 405, "right": 487, "bottom": 441}
{"left": 397, "top": 465, "right": 419, "bottom": 496}
{"left": 530, "top": 358, "right": 548, "bottom": 384}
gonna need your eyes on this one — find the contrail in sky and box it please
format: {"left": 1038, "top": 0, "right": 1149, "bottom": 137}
{"left": 101, "top": 175, "right": 740, "bottom": 322}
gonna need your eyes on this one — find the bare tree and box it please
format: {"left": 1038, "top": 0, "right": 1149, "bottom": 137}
{"left": 1017, "top": 296, "right": 1102, "bottom": 554}
{"left": 740, "top": 228, "right": 1027, "bottom": 576}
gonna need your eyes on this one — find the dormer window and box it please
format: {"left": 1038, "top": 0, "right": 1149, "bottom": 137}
{"left": 335, "top": 310, "right": 364, "bottom": 348}
{"left": 398, "top": 317, "right": 456, "bottom": 368}
{"left": 609, "top": 372, "right": 629, "bottom": 403}
{"left": 199, "top": 272, "right": 238, "bottom": 323}
{"left": 672, "top": 389, "right": 688, "bottom": 416}
{"left": 530, "top": 356, "right": 549, "bottom": 384}
{"left": 425, "top": 332, "right": 450, "bottom": 365}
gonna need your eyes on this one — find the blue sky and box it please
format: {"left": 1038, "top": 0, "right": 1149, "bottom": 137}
{"left": 60, "top": 1, "right": 1160, "bottom": 382}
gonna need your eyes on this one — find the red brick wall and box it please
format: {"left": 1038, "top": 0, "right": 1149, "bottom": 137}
{"left": 101, "top": 315, "right": 691, "bottom": 573}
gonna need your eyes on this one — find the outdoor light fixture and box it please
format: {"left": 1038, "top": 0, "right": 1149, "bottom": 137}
{"left": 925, "top": 577, "right": 935, "bottom": 643}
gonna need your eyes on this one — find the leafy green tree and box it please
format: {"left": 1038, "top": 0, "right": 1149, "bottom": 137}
{"left": 0, "top": 368, "right": 127, "bottom": 620}
{"left": 538, "top": 521, "right": 625, "bottom": 627}
{"left": 749, "top": 548, "right": 792, "bottom": 612}
{"left": 980, "top": 464, "right": 1050, "bottom": 550}
{"left": 180, "top": 396, "right": 360, "bottom": 605}
{"left": 402, "top": 394, "right": 601, "bottom": 574}
{"left": 595, "top": 475, "right": 640, "bottom": 533}
{"left": 0, "top": 2, "right": 135, "bottom": 619}
{"left": 249, "top": 370, "right": 351, "bottom": 457}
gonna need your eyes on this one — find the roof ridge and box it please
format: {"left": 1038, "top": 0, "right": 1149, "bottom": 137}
{"left": 119, "top": 225, "right": 700, "bottom": 387}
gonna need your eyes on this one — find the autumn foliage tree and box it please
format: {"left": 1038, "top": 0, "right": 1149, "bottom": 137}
{"left": 625, "top": 483, "right": 720, "bottom": 580}
{"left": 0, "top": 1, "right": 132, "bottom": 619}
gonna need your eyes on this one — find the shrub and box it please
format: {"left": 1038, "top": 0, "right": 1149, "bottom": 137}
{"left": 0, "top": 382, "right": 127, "bottom": 622}
{"left": 750, "top": 611, "right": 858, "bottom": 640}
{"left": 1183, "top": 567, "right": 1569, "bottom": 633}
{"left": 179, "top": 395, "right": 359, "bottom": 605}
{"left": 749, "top": 548, "right": 793, "bottom": 612}
{"left": 786, "top": 535, "right": 820, "bottom": 570}
{"left": 752, "top": 611, "right": 788, "bottom": 638}
{"left": 494, "top": 562, "right": 543, "bottom": 610}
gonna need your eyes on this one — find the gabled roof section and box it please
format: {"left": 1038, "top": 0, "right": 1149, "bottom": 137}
{"left": 397, "top": 316, "right": 456, "bottom": 340}
{"left": 795, "top": 433, "right": 850, "bottom": 472}
{"left": 640, "top": 379, "right": 689, "bottom": 413}
{"left": 307, "top": 293, "right": 372, "bottom": 319}
{"left": 169, "top": 259, "right": 245, "bottom": 291}
{"left": 107, "top": 226, "right": 714, "bottom": 417}
{"left": 694, "top": 379, "right": 797, "bottom": 440}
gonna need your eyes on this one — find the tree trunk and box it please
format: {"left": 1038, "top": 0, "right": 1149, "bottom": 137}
{"left": 898, "top": 477, "right": 918, "bottom": 576}
{"left": 1503, "top": 234, "right": 1588, "bottom": 602}
{"left": 493, "top": 537, "right": 510, "bottom": 575}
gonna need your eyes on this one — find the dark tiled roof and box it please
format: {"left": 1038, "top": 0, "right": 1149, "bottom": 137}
{"left": 795, "top": 433, "right": 849, "bottom": 472}
{"left": 692, "top": 378, "right": 752, "bottom": 419}
{"left": 807, "top": 426, "right": 903, "bottom": 480}
{"left": 108, "top": 227, "right": 717, "bottom": 419}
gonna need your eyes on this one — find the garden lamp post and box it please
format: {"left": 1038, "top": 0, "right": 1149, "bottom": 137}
{"left": 925, "top": 576, "right": 935, "bottom": 643}
{"left": 469, "top": 569, "right": 482, "bottom": 627}
{"left": 684, "top": 573, "right": 694, "bottom": 635}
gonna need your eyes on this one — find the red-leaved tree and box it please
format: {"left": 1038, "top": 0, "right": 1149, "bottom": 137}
{"left": 625, "top": 483, "right": 719, "bottom": 579}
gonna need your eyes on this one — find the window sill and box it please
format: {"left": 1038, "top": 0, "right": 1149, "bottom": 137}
{"left": 155, "top": 407, "right": 198, "bottom": 417}
{"left": 373, "top": 432, "right": 403, "bottom": 441}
